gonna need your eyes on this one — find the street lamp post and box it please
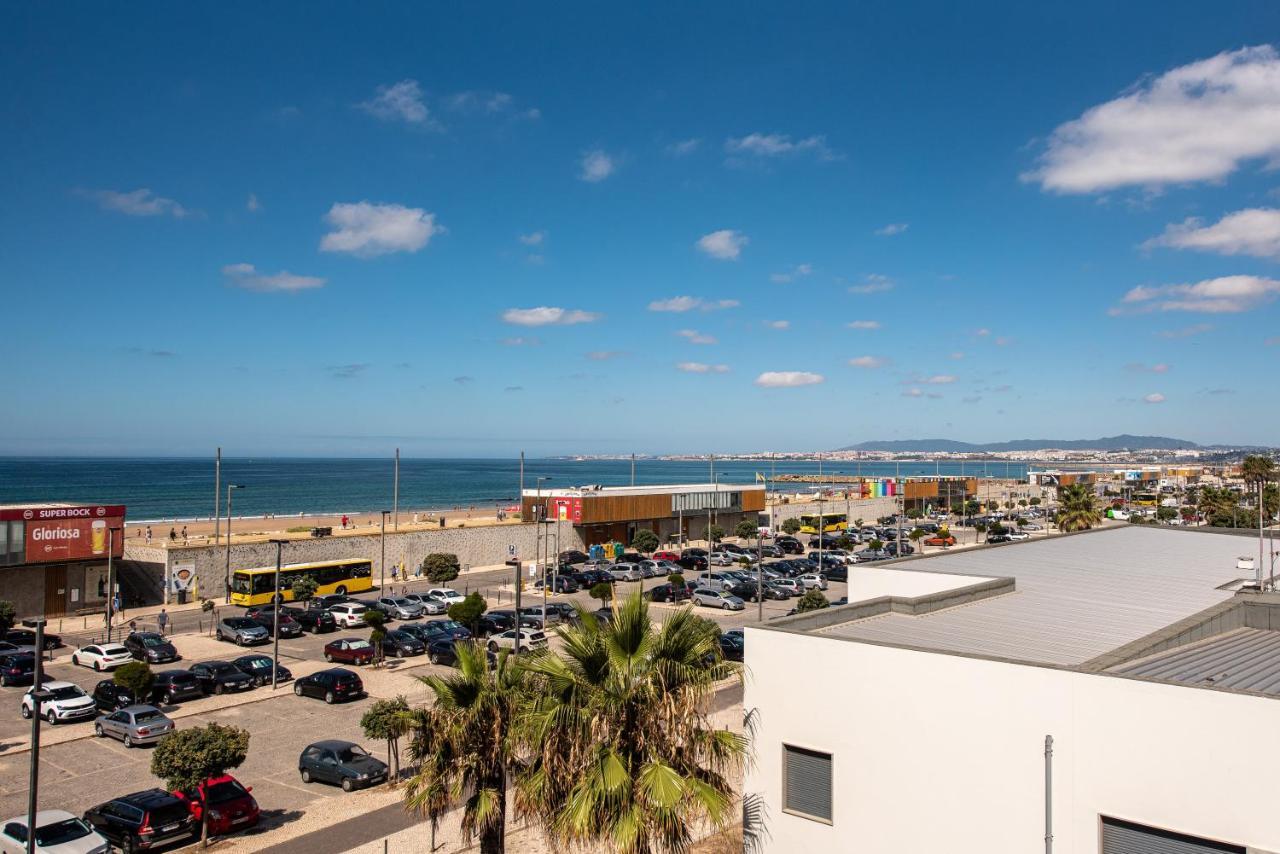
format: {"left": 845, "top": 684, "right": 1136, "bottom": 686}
{"left": 535, "top": 478, "right": 552, "bottom": 617}
{"left": 269, "top": 539, "right": 287, "bottom": 689}
{"left": 224, "top": 485, "right": 245, "bottom": 603}
{"left": 105, "top": 526, "right": 120, "bottom": 642}
{"left": 23, "top": 617, "right": 47, "bottom": 854}
{"left": 380, "top": 511, "right": 391, "bottom": 591}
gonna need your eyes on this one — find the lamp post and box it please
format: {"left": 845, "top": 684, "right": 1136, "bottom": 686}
{"left": 535, "top": 478, "right": 552, "bottom": 616}
{"left": 23, "top": 617, "right": 47, "bottom": 854}
{"left": 224, "top": 484, "right": 245, "bottom": 603}
{"left": 380, "top": 511, "right": 391, "bottom": 591}
{"left": 105, "top": 526, "right": 120, "bottom": 642}
{"left": 269, "top": 539, "right": 287, "bottom": 690}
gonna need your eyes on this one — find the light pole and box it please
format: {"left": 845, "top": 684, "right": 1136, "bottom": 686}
{"left": 269, "top": 539, "right": 287, "bottom": 690}
{"left": 535, "top": 478, "right": 552, "bottom": 614}
{"left": 224, "top": 484, "right": 245, "bottom": 603}
{"left": 105, "top": 526, "right": 120, "bottom": 642}
{"left": 23, "top": 617, "right": 48, "bottom": 854}
{"left": 380, "top": 510, "right": 391, "bottom": 591}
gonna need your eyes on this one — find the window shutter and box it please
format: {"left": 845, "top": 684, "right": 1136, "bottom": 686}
{"left": 784, "top": 745, "right": 832, "bottom": 822}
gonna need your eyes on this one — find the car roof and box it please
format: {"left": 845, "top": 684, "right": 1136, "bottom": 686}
{"left": 308, "top": 739, "right": 358, "bottom": 751}
{"left": 35, "top": 680, "right": 75, "bottom": 689}
{"left": 112, "top": 788, "right": 179, "bottom": 808}
{"left": 101, "top": 643, "right": 128, "bottom": 652}
{"left": 321, "top": 667, "right": 359, "bottom": 677}
{"left": 1, "top": 809, "right": 78, "bottom": 825}
{"left": 120, "top": 704, "right": 163, "bottom": 714}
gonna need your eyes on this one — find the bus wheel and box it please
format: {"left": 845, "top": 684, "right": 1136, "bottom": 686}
{"left": 336, "top": 585, "right": 347, "bottom": 595}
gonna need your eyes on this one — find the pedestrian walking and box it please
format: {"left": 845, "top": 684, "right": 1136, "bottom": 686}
{"left": 128, "top": 619, "right": 137, "bottom": 634}
{"left": 181, "top": 526, "right": 188, "bottom": 543}
{"left": 391, "top": 563, "right": 398, "bottom": 581}
{"left": 157, "top": 608, "right": 169, "bottom": 635}
{"left": 169, "top": 527, "right": 176, "bottom": 542}
{"left": 146, "top": 526, "right": 152, "bottom": 544}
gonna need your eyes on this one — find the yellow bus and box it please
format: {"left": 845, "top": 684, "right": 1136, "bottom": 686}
{"left": 1133, "top": 492, "right": 1159, "bottom": 507}
{"left": 798, "top": 513, "right": 847, "bottom": 535}
{"left": 229, "top": 558, "right": 374, "bottom": 607}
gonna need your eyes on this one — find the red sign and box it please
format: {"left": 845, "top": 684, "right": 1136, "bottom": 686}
{"left": 21, "top": 514, "right": 126, "bottom": 563}
{"left": 0, "top": 504, "right": 126, "bottom": 522}
{"left": 550, "top": 497, "right": 583, "bottom": 524}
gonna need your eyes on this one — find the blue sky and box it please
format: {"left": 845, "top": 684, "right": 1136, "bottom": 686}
{"left": 3, "top": 2, "right": 1280, "bottom": 456}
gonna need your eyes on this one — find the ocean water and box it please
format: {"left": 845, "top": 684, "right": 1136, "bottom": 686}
{"left": 0, "top": 457, "right": 1030, "bottom": 522}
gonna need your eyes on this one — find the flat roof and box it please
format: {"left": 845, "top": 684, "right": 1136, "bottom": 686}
{"left": 522, "top": 483, "right": 765, "bottom": 498}
{"left": 807, "top": 526, "right": 1252, "bottom": 666}
{"left": 1110, "top": 628, "right": 1280, "bottom": 696}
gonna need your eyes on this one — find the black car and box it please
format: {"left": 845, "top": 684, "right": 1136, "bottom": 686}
{"left": 309, "top": 594, "right": 352, "bottom": 611}
{"left": 5, "top": 629, "right": 62, "bottom": 650}
{"left": 393, "top": 622, "right": 442, "bottom": 645}
{"left": 426, "top": 637, "right": 464, "bottom": 665}
{"left": 232, "top": 654, "right": 293, "bottom": 686}
{"left": 245, "top": 610, "right": 304, "bottom": 638}
{"left": 285, "top": 605, "right": 337, "bottom": 633}
{"left": 123, "top": 631, "right": 180, "bottom": 664}
{"left": 758, "top": 544, "right": 782, "bottom": 558}
{"left": 718, "top": 633, "right": 744, "bottom": 662}
{"left": 547, "top": 602, "right": 579, "bottom": 622}
{"left": 986, "top": 533, "right": 1013, "bottom": 544}
{"left": 383, "top": 629, "right": 426, "bottom": 657}
{"left": 92, "top": 679, "right": 137, "bottom": 712}
{"left": 84, "top": 788, "right": 196, "bottom": 851}
{"left": 427, "top": 620, "right": 472, "bottom": 640}
{"left": 293, "top": 668, "right": 365, "bottom": 704}
{"left": 774, "top": 537, "right": 804, "bottom": 555}
{"left": 535, "top": 575, "right": 579, "bottom": 594}
{"left": 473, "top": 611, "right": 517, "bottom": 637}
{"left": 884, "top": 542, "right": 915, "bottom": 556}
{"left": 558, "top": 549, "right": 590, "bottom": 565}
{"left": 0, "top": 653, "right": 35, "bottom": 686}
{"left": 676, "top": 554, "right": 709, "bottom": 572}
{"left": 822, "top": 563, "right": 848, "bottom": 582}
{"left": 299, "top": 739, "right": 388, "bottom": 791}
{"left": 151, "top": 670, "right": 204, "bottom": 704}
{"left": 645, "top": 582, "right": 690, "bottom": 603}
{"left": 188, "top": 661, "right": 255, "bottom": 695}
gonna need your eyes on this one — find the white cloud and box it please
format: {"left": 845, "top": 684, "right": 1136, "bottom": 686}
{"left": 579, "top": 150, "right": 616, "bottom": 182}
{"left": 874, "top": 223, "right": 909, "bottom": 236}
{"left": 1144, "top": 393, "right": 1166, "bottom": 404}
{"left": 320, "top": 202, "right": 442, "bottom": 257}
{"left": 667, "top": 138, "right": 701, "bottom": 156}
{"left": 501, "top": 336, "right": 540, "bottom": 346}
{"left": 359, "top": 79, "right": 432, "bottom": 125}
{"left": 677, "top": 362, "right": 730, "bottom": 373}
{"left": 848, "top": 273, "right": 894, "bottom": 294}
{"left": 1025, "top": 46, "right": 1280, "bottom": 194}
{"left": 902, "top": 388, "right": 923, "bottom": 398}
{"left": 755, "top": 371, "right": 825, "bottom": 387}
{"left": 1126, "top": 362, "right": 1171, "bottom": 373}
{"left": 921, "top": 375, "right": 956, "bottom": 384}
{"left": 1143, "top": 208, "right": 1280, "bottom": 259}
{"left": 518, "top": 231, "right": 545, "bottom": 246}
{"left": 949, "top": 351, "right": 965, "bottom": 360}
{"left": 502, "top": 307, "right": 600, "bottom": 326}
{"left": 1158, "top": 323, "right": 1213, "bottom": 338}
{"left": 767, "top": 320, "right": 790, "bottom": 329}
{"left": 246, "top": 193, "right": 260, "bottom": 213}
{"left": 696, "top": 229, "right": 748, "bottom": 261}
{"left": 587, "top": 350, "right": 626, "bottom": 361}
{"left": 975, "top": 328, "right": 991, "bottom": 337}
{"left": 648, "top": 296, "right": 739, "bottom": 312}
{"left": 676, "top": 329, "right": 717, "bottom": 345}
{"left": 725, "top": 133, "right": 838, "bottom": 161}
{"left": 846, "top": 320, "right": 881, "bottom": 330}
{"left": 222, "top": 263, "right": 325, "bottom": 293}
{"left": 83, "top": 188, "right": 189, "bottom": 218}
{"left": 770, "top": 263, "right": 812, "bottom": 283}
{"left": 1113, "top": 275, "right": 1280, "bottom": 314}
{"left": 849, "top": 356, "right": 886, "bottom": 368}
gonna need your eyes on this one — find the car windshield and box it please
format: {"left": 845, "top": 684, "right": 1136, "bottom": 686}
{"left": 135, "top": 710, "right": 165, "bottom": 723}
{"left": 34, "top": 818, "right": 93, "bottom": 846}
{"left": 241, "top": 657, "right": 270, "bottom": 668}
{"left": 46, "top": 685, "right": 85, "bottom": 700}
{"left": 226, "top": 619, "right": 256, "bottom": 628}
{"left": 140, "top": 635, "right": 166, "bottom": 647}
{"left": 347, "top": 640, "right": 372, "bottom": 650}
{"left": 437, "top": 589, "right": 459, "bottom": 597}
{"left": 336, "top": 745, "right": 370, "bottom": 762}
{"left": 392, "top": 598, "right": 413, "bottom": 606}
{"left": 437, "top": 621, "right": 462, "bottom": 630}
{"left": 205, "top": 779, "right": 249, "bottom": 805}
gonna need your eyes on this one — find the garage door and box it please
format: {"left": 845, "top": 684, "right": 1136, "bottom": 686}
{"left": 1102, "top": 817, "right": 1244, "bottom": 854}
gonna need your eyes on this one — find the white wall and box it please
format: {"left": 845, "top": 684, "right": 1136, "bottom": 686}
{"left": 744, "top": 628, "right": 1280, "bottom": 854}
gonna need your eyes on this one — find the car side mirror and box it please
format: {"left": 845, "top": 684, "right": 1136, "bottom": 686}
{"left": 246, "top": 786, "right": 253, "bottom": 792}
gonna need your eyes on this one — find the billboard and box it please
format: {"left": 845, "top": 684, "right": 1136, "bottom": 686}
{"left": 0, "top": 505, "right": 126, "bottom": 563}
{"left": 550, "top": 497, "right": 583, "bottom": 523}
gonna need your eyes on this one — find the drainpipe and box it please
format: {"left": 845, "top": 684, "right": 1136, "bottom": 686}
{"left": 1044, "top": 735, "right": 1054, "bottom": 854}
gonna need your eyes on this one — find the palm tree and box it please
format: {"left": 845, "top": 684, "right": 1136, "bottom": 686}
{"left": 1243, "top": 454, "right": 1275, "bottom": 521}
{"left": 404, "top": 642, "right": 524, "bottom": 854}
{"left": 1056, "top": 483, "right": 1101, "bottom": 532}
{"left": 514, "top": 593, "right": 747, "bottom": 854}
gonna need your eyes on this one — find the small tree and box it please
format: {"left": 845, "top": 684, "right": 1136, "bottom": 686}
{"left": 447, "top": 592, "right": 487, "bottom": 634}
{"left": 666, "top": 572, "right": 685, "bottom": 587}
{"left": 1016, "top": 517, "right": 1029, "bottom": 528}
{"left": 964, "top": 500, "right": 980, "bottom": 516}
{"left": 974, "top": 520, "right": 988, "bottom": 542}
{"left": 708, "top": 524, "right": 724, "bottom": 543}
{"left": 909, "top": 527, "right": 925, "bottom": 551}
{"left": 1004, "top": 501, "right": 1015, "bottom": 510}
{"left": 291, "top": 575, "right": 319, "bottom": 603}
{"left": 364, "top": 610, "right": 388, "bottom": 665}
{"left": 1156, "top": 506, "right": 1177, "bottom": 522}
{"left": 868, "top": 538, "right": 884, "bottom": 551}
{"left": 630, "top": 529, "right": 660, "bottom": 554}
{"left": 937, "top": 525, "right": 952, "bottom": 547}
{"left": 989, "top": 521, "right": 1007, "bottom": 536}
{"left": 421, "top": 553, "right": 461, "bottom": 584}
{"left": 905, "top": 507, "right": 923, "bottom": 520}
{"left": 836, "top": 533, "right": 855, "bottom": 551}
{"left": 1029, "top": 497, "right": 1041, "bottom": 507}
{"left": 151, "top": 723, "right": 250, "bottom": 847}
{"left": 1018, "top": 499, "right": 1028, "bottom": 508}
{"left": 795, "top": 588, "right": 829, "bottom": 613}
{"left": 589, "top": 582, "right": 613, "bottom": 608}
{"left": 360, "top": 695, "right": 413, "bottom": 783}
{"left": 780, "top": 518, "right": 801, "bottom": 536}
{"left": 0, "top": 601, "right": 14, "bottom": 633}
{"left": 734, "top": 520, "right": 758, "bottom": 542}
{"left": 114, "top": 661, "right": 155, "bottom": 701}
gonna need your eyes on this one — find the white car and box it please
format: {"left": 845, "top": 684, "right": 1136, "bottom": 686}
{"left": 328, "top": 602, "right": 370, "bottom": 628}
{"left": 797, "top": 573, "right": 828, "bottom": 591}
{"left": 70, "top": 643, "right": 133, "bottom": 672}
{"left": 1007, "top": 531, "right": 1031, "bottom": 541}
{"left": 427, "top": 588, "right": 465, "bottom": 605}
{"left": 21, "top": 681, "right": 97, "bottom": 725}
{"left": 486, "top": 629, "right": 548, "bottom": 652}
{"left": 0, "top": 810, "right": 110, "bottom": 854}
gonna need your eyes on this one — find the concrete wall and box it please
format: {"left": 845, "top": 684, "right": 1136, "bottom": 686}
{"left": 124, "top": 522, "right": 586, "bottom": 603}
{"left": 744, "top": 628, "right": 1280, "bottom": 854}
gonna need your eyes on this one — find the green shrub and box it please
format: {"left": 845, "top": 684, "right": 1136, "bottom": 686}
{"left": 630, "top": 530, "right": 660, "bottom": 554}
{"left": 795, "top": 589, "right": 829, "bottom": 613}
{"left": 780, "top": 518, "right": 801, "bottom": 536}
{"left": 114, "top": 661, "right": 155, "bottom": 700}
{"left": 421, "top": 553, "right": 461, "bottom": 583}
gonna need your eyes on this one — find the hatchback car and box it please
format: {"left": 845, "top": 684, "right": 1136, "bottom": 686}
{"left": 171, "top": 775, "right": 258, "bottom": 836}
{"left": 92, "top": 679, "right": 137, "bottom": 713}
{"left": 426, "top": 637, "right": 469, "bottom": 665}
{"left": 426, "top": 619, "right": 472, "bottom": 640}
{"left": 150, "top": 670, "right": 204, "bottom": 705}
{"left": 232, "top": 654, "right": 292, "bottom": 687}
{"left": 401, "top": 593, "right": 448, "bottom": 615}
{"left": 718, "top": 633, "right": 745, "bottom": 662}
{"left": 71, "top": 643, "right": 133, "bottom": 671}
{"left": 293, "top": 668, "right": 365, "bottom": 704}
{"left": 216, "top": 618, "right": 269, "bottom": 646}
{"left": 374, "top": 597, "right": 424, "bottom": 620}
{"left": 246, "top": 611, "right": 303, "bottom": 638}
{"left": 0, "top": 653, "right": 35, "bottom": 687}
{"left": 486, "top": 629, "right": 548, "bottom": 652}
{"left": 692, "top": 588, "right": 745, "bottom": 610}
{"left": 0, "top": 810, "right": 109, "bottom": 854}
{"left": 122, "top": 632, "right": 180, "bottom": 665}
{"left": 645, "top": 582, "right": 690, "bottom": 603}
{"left": 94, "top": 705, "right": 175, "bottom": 748}
{"left": 5, "top": 629, "right": 62, "bottom": 651}
{"left": 328, "top": 602, "right": 370, "bottom": 628}
{"left": 382, "top": 629, "right": 426, "bottom": 657}
{"left": 298, "top": 739, "right": 388, "bottom": 791}
{"left": 608, "top": 563, "right": 643, "bottom": 582}
{"left": 324, "top": 638, "right": 375, "bottom": 665}
{"left": 188, "top": 661, "right": 254, "bottom": 695}
{"left": 426, "top": 588, "right": 465, "bottom": 605}
{"left": 22, "top": 681, "right": 97, "bottom": 725}
{"left": 83, "top": 788, "right": 194, "bottom": 852}
{"left": 282, "top": 604, "right": 338, "bottom": 633}
{"left": 797, "top": 573, "right": 829, "bottom": 591}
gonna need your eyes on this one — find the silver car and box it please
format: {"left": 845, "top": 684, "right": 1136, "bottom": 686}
{"left": 93, "top": 704, "right": 174, "bottom": 748}
{"left": 375, "top": 597, "right": 424, "bottom": 620}
{"left": 217, "top": 617, "right": 269, "bottom": 646}
{"left": 609, "top": 563, "right": 643, "bottom": 582}
{"left": 691, "top": 588, "right": 746, "bottom": 610}
{"left": 402, "top": 593, "right": 448, "bottom": 615}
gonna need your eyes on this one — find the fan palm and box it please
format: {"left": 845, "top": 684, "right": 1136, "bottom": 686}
{"left": 404, "top": 641, "right": 523, "bottom": 854}
{"left": 1243, "top": 455, "right": 1275, "bottom": 520}
{"left": 1056, "top": 483, "right": 1101, "bottom": 532}
{"left": 514, "top": 593, "right": 748, "bottom": 854}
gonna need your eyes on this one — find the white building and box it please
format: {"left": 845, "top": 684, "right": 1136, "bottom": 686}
{"left": 745, "top": 526, "right": 1280, "bottom": 854}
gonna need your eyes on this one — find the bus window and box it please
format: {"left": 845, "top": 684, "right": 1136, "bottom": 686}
{"left": 230, "top": 573, "right": 251, "bottom": 595}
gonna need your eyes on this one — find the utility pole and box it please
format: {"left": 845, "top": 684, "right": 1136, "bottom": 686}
{"left": 394, "top": 448, "right": 400, "bottom": 531}
{"left": 24, "top": 617, "right": 47, "bottom": 854}
{"left": 519, "top": 451, "right": 525, "bottom": 519}
{"left": 380, "top": 511, "right": 390, "bottom": 590}
{"left": 224, "top": 484, "right": 244, "bottom": 602}
{"left": 213, "top": 447, "right": 221, "bottom": 545}
{"left": 631, "top": 453, "right": 636, "bottom": 486}
{"left": 269, "top": 539, "right": 286, "bottom": 690}
{"left": 106, "top": 526, "right": 117, "bottom": 643}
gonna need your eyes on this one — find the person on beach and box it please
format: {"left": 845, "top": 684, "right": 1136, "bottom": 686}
{"left": 341, "top": 514, "right": 349, "bottom": 529}
{"left": 181, "top": 525, "right": 188, "bottom": 543}
{"left": 157, "top": 609, "right": 169, "bottom": 635}
{"left": 168, "top": 527, "right": 176, "bottom": 542}
{"left": 146, "top": 526, "right": 152, "bottom": 544}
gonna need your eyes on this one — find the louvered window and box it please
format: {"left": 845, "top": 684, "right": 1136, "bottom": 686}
{"left": 783, "top": 744, "right": 832, "bottom": 823}
{"left": 1102, "top": 817, "right": 1244, "bottom": 854}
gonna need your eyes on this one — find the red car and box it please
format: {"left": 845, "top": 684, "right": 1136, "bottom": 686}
{"left": 652, "top": 551, "right": 681, "bottom": 563}
{"left": 323, "top": 638, "right": 375, "bottom": 665}
{"left": 172, "top": 774, "right": 259, "bottom": 836}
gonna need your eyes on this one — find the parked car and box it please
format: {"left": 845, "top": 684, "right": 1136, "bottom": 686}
{"left": 924, "top": 535, "right": 957, "bottom": 546}
{"left": 0, "top": 653, "right": 35, "bottom": 687}
{"left": 676, "top": 553, "right": 708, "bottom": 571}
{"left": 309, "top": 594, "right": 352, "bottom": 611}
{"left": 21, "top": 681, "right": 96, "bottom": 725}
{"left": 245, "top": 611, "right": 303, "bottom": 638}
{"left": 171, "top": 775, "right": 259, "bottom": 836}
{"left": 472, "top": 611, "right": 518, "bottom": 637}
{"left": 0, "top": 641, "right": 34, "bottom": 660}
{"left": 859, "top": 549, "right": 891, "bottom": 561}
{"left": 758, "top": 544, "right": 782, "bottom": 558}
{"left": 92, "top": 679, "right": 137, "bottom": 713}
{"left": 487, "top": 629, "right": 548, "bottom": 652}
{"left": 426, "top": 637, "right": 463, "bottom": 666}
{"left": 822, "top": 563, "right": 848, "bottom": 582}
{"left": 93, "top": 704, "right": 174, "bottom": 748}
{"left": 328, "top": 602, "right": 370, "bottom": 628}
{"left": 298, "top": 740, "right": 388, "bottom": 791}
{"left": 232, "top": 654, "right": 292, "bottom": 687}
{"left": 645, "top": 582, "right": 691, "bottom": 603}
{"left": 0, "top": 809, "right": 109, "bottom": 854}
{"left": 635, "top": 560, "right": 662, "bottom": 579}
{"left": 70, "top": 643, "right": 133, "bottom": 671}
{"left": 884, "top": 542, "right": 915, "bottom": 557}
{"left": 558, "top": 549, "right": 590, "bottom": 565}
{"left": 718, "top": 633, "right": 745, "bottom": 662}
{"left": 692, "top": 588, "right": 745, "bottom": 610}
{"left": 608, "top": 563, "right": 643, "bottom": 582}
{"left": 986, "top": 533, "right": 1013, "bottom": 544}
{"left": 426, "top": 588, "right": 465, "bottom": 605}
{"left": 150, "top": 670, "right": 204, "bottom": 705}
{"left": 1007, "top": 531, "right": 1031, "bottom": 541}
{"left": 775, "top": 536, "right": 804, "bottom": 554}
{"left": 373, "top": 597, "right": 425, "bottom": 620}
{"left": 797, "top": 573, "right": 829, "bottom": 591}
{"left": 400, "top": 593, "right": 449, "bottom": 615}
{"left": 382, "top": 629, "right": 426, "bottom": 657}
{"left": 652, "top": 550, "right": 681, "bottom": 563}
{"left": 5, "top": 629, "right": 62, "bottom": 651}
{"left": 215, "top": 618, "right": 269, "bottom": 646}
{"left": 83, "top": 788, "right": 195, "bottom": 852}
{"left": 283, "top": 604, "right": 338, "bottom": 633}
{"left": 188, "top": 662, "right": 254, "bottom": 695}
{"left": 324, "top": 638, "right": 375, "bottom": 665}
{"left": 426, "top": 619, "right": 472, "bottom": 640}
{"left": 532, "top": 575, "right": 579, "bottom": 594}
{"left": 122, "top": 632, "right": 180, "bottom": 664}
{"left": 770, "top": 578, "right": 803, "bottom": 597}
{"left": 293, "top": 668, "right": 366, "bottom": 704}
{"left": 517, "top": 606, "right": 560, "bottom": 629}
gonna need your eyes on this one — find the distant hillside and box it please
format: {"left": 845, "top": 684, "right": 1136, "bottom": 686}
{"left": 841, "top": 435, "right": 1201, "bottom": 453}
